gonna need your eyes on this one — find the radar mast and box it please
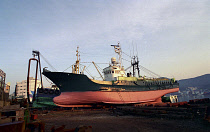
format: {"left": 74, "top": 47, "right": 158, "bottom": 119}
{"left": 111, "top": 42, "right": 122, "bottom": 68}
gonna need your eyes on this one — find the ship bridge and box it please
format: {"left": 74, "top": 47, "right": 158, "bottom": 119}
{"left": 103, "top": 57, "right": 126, "bottom": 81}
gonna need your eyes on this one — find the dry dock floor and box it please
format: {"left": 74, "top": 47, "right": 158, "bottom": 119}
{"left": 38, "top": 109, "right": 210, "bottom": 132}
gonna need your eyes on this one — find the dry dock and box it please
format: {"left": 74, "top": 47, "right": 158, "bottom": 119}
{"left": 37, "top": 98, "right": 210, "bottom": 132}
{"left": 1, "top": 98, "right": 210, "bottom": 132}
{"left": 37, "top": 108, "right": 209, "bottom": 132}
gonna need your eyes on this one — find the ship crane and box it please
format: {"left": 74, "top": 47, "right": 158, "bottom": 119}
{"left": 92, "top": 61, "right": 104, "bottom": 80}
{"left": 27, "top": 50, "right": 44, "bottom": 105}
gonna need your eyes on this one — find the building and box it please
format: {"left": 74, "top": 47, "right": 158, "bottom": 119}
{"left": 0, "top": 69, "right": 10, "bottom": 107}
{"left": 4, "top": 82, "right": 10, "bottom": 101}
{"left": 0, "top": 69, "right": 6, "bottom": 101}
{"left": 16, "top": 77, "right": 41, "bottom": 100}
{"left": 5, "top": 82, "right": 10, "bottom": 94}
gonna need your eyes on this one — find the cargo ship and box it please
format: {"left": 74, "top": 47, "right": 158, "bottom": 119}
{"left": 42, "top": 43, "right": 179, "bottom": 107}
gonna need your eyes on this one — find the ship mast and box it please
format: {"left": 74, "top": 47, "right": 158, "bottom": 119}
{"left": 72, "top": 46, "right": 80, "bottom": 74}
{"left": 111, "top": 42, "right": 122, "bottom": 68}
{"left": 131, "top": 56, "right": 140, "bottom": 77}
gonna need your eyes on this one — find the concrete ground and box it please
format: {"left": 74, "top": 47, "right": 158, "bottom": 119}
{"left": 38, "top": 109, "right": 210, "bottom": 132}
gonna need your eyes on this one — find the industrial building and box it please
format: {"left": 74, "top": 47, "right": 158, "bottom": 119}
{"left": 16, "top": 77, "right": 41, "bottom": 99}
{"left": 0, "top": 69, "right": 6, "bottom": 101}
{"left": 0, "top": 69, "right": 10, "bottom": 108}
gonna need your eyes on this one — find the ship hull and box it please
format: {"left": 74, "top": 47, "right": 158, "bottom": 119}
{"left": 42, "top": 70, "right": 179, "bottom": 92}
{"left": 53, "top": 88, "right": 179, "bottom": 107}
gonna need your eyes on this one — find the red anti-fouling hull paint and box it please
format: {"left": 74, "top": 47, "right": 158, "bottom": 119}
{"left": 53, "top": 88, "right": 179, "bottom": 106}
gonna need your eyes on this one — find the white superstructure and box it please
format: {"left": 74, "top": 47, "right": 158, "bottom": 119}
{"left": 103, "top": 43, "right": 126, "bottom": 81}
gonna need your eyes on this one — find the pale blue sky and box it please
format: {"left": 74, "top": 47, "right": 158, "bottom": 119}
{"left": 0, "top": 0, "right": 209, "bottom": 94}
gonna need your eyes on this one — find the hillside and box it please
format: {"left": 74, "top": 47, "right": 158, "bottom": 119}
{"left": 178, "top": 74, "right": 210, "bottom": 91}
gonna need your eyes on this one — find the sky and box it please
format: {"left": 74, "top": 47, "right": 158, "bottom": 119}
{"left": 0, "top": 0, "right": 209, "bottom": 94}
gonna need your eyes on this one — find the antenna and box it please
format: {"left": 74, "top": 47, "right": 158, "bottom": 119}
{"left": 136, "top": 43, "right": 138, "bottom": 57}
{"left": 132, "top": 41, "right": 134, "bottom": 56}
{"left": 129, "top": 43, "right": 131, "bottom": 59}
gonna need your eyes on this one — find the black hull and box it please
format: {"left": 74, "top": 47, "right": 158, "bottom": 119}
{"left": 42, "top": 69, "right": 179, "bottom": 92}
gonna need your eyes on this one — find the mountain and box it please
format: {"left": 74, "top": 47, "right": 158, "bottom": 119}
{"left": 178, "top": 74, "right": 210, "bottom": 91}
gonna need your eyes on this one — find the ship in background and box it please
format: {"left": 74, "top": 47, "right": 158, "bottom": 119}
{"left": 43, "top": 43, "right": 179, "bottom": 107}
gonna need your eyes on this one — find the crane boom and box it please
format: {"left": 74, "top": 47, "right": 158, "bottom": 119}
{"left": 92, "top": 62, "right": 104, "bottom": 80}
{"left": 82, "top": 66, "right": 86, "bottom": 74}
